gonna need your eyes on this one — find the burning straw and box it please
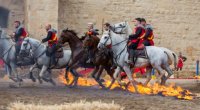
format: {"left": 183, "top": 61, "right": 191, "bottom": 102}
{"left": 58, "top": 72, "right": 194, "bottom": 100}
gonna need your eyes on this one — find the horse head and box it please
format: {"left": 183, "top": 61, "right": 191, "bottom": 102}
{"left": 59, "top": 28, "right": 79, "bottom": 44}
{"left": 98, "top": 30, "right": 112, "bottom": 49}
{"left": 111, "top": 21, "right": 132, "bottom": 38}
{"left": 20, "top": 37, "right": 32, "bottom": 57}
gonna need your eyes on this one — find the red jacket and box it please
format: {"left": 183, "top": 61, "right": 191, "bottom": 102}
{"left": 129, "top": 26, "right": 145, "bottom": 44}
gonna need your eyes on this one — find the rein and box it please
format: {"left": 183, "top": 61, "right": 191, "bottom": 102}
{"left": 23, "top": 39, "right": 44, "bottom": 59}
{"left": 0, "top": 45, "right": 14, "bottom": 58}
{"left": 101, "top": 30, "right": 128, "bottom": 64}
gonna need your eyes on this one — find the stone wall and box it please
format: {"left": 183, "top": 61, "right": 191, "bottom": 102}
{"left": 58, "top": 0, "right": 200, "bottom": 70}
{"left": 25, "top": 0, "right": 59, "bottom": 40}
{"left": 0, "top": 0, "right": 25, "bottom": 33}
{"left": 2, "top": 0, "right": 199, "bottom": 70}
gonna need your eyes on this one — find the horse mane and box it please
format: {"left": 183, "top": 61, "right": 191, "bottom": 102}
{"left": 63, "top": 28, "right": 78, "bottom": 37}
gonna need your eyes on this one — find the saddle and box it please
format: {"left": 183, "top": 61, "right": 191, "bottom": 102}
{"left": 46, "top": 46, "right": 64, "bottom": 58}
{"left": 135, "top": 47, "right": 148, "bottom": 59}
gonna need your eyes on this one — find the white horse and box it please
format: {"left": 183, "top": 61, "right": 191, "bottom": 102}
{"left": 20, "top": 37, "right": 72, "bottom": 85}
{"left": 0, "top": 28, "right": 22, "bottom": 84}
{"left": 110, "top": 22, "right": 177, "bottom": 83}
{"left": 98, "top": 29, "right": 177, "bottom": 92}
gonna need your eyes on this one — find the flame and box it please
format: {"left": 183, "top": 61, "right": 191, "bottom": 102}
{"left": 58, "top": 72, "right": 193, "bottom": 100}
{"left": 194, "top": 76, "right": 200, "bottom": 79}
{"left": 59, "top": 72, "right": 98, "bottom": 86}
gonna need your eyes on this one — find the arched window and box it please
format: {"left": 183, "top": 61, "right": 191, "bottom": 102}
{"left": 0, "top": 7, "right": 9, "bottom": 28}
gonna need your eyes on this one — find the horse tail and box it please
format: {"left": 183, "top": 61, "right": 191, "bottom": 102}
{"left": 164, "top": 50, "right": 178, "bottom": 70}
{"left": 172, "top": 52, "right": 178, "bottom": 70}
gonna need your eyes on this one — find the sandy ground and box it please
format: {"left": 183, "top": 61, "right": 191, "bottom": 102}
{"left": 0, "top": 78, "right": 200, "bottom": 110}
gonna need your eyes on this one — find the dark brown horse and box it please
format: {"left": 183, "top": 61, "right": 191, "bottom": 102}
{"left": 58, "top": 29, "right": 115, "bottom": 88}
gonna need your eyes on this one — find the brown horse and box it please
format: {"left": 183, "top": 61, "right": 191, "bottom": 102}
{"left": 58, "top": 29, "right": 115, "bottom": 88}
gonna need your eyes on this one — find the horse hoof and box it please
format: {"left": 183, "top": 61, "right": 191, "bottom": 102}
{"left": 99, "top": 79, "right": 105, "bottom": 83}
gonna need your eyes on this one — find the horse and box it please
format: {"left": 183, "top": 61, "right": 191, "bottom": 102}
{"left": 0, "top": 28, "right": 29, "bottom": 86}
{"left": 58, "top": 29, "right": 116, "bottom": 88}
{"left": 19, "top": 37, "right": 72, "bottom": 85}
{"left": 98, "top": 30, "right": 176, "bottom": 92}
{"left": 109, "top": 22, "right": 177, "bottom": 84}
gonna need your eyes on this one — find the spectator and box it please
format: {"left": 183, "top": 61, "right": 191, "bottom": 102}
{"left": 177, "top": 52, "right": 187, "bottom": 71}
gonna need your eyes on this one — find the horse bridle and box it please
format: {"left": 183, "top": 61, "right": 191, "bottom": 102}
{"left": 100, "top": 29, "right": 128, "bottom": 63}
{"left": 100, "top": 30, "right": 127, "bottom": 49}
{"left": 112, "top": 22, "right": 127, "bottom": 34}
{"left": 22, "top": 39, "right": 42, "bottom": 57}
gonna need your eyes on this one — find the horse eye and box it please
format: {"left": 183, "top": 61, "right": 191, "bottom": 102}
{"left": 104, "top": 36, "right": 108, "bottom": 39}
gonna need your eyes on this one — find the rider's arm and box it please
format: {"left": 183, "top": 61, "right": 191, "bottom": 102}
{"left": 42, "top": 31, "right": 52, "bottom": 43}
{"left": 128, "top": 27, "right": 142, "bottom": 40}
{"left": 144, "top": 28, "right": 152, "bottom": 39}
{"left": 14, "top": 28, "right": 23, "bottom": 41}
{"left": 92, "top": 29, "right": 99, "bottom": 35}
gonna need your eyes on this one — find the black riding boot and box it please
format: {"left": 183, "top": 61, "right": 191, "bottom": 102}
{"left": 51, "top": 53, "right": 56, "bottom": 66}
{"left": 87, "top": 49, "right": 93, "bottom": 63}
{"left": 128, "top": 49, "right": 136, "bottom": 65}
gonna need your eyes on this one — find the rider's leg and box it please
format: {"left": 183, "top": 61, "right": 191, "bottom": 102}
{"left": 128, "top": 44, "right": 137, "bottom": 64}
{"left": 87, "top": 47, "right": 93, "bottom": 63}
{"left": 50, "top": 44, "right": 57, "bottom": 65}
{"left": 108, "top": 49, "right": 117, "bottom": 70}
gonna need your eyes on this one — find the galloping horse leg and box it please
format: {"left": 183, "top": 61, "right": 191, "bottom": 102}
{"left": 154, "top": 66, "right": 165, "bottom": 84}
{"left": 161, "top": 66, "right": 173, "bottom": 85}
{"left": 104, "top": 66, "right": 115, "bottom": 89}
{"left": 65, "top": 65, "right": 70, "bottom": 84}
{"left": 97, "top": 66, "right": 106, "bottom": 89}
{"left": 96, "top": 66, "right": 105, "bottom": 82}
{"left": 156, "top": 69, "right": 167, "bottom": 85}
{"left": 28, "top": 63, "right": 38, "bottom": 82}
{"left": 5, "top": 65, "right": 14, "bottom": 81}
{"left": 64, "top": 60, "right": 78, "bottom": 84}
{"left": 144, "top": 67, "right": 153, "bottom": 86}
{"left": 114, "top": 66, "right": 124, "bottom": 86}
{"left": 91, "top": 66, "right": 100, "bottom": 81}
{"left": 69, "top": 69, "right": 79, "bottom": 88}
{"left": 38, "top": 66, "right": 48, "bottom": 84}
{"left": 123, "top": 65, "right": 139, "bottom": 93}
{"left": 10, "top": 62, "right": 23, "bottom": 82}
{"left": 92, "top": 66, "right": 106, "bottom": 89}
{"left": 46, "top": 69, "right": 56, "bottom": 86}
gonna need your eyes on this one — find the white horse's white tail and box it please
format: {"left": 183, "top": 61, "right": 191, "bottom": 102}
{"left": 162, "top": 48, "right": 178, "bottom": 70}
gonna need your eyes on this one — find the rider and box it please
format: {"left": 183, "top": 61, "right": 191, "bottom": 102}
{"left": 80, "top": 23, "right": 99, "bottom": 41}
{"left": 104, "top": 22, "right": 111, "bottom": 31}
{"left": 84, "top": 23, "right": 99, "bottom": 63}
{"left": 13, "top": 21, "right": 28, "bottom": 57}
{"left": 128, "top": 18, "right": 146, "bottom": 64}
{"left": 42, "top": 24, "right": 58, "bottom": 66}
{"left": 141, "top": 18, "right": 154, "bottom": 46}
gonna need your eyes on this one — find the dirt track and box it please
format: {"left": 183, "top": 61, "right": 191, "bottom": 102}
{"left": 0, "top": 78, "right": 200, "bottom": 110}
